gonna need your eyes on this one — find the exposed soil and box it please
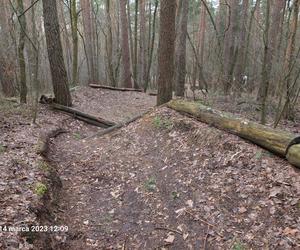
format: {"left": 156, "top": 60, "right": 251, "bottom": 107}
{"left": 1, "top": 87, "right": 300, "bottom": 249}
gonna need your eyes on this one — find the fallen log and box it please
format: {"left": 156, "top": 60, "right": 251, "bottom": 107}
{"left": 148, "top": 91, "right": 158, "bottom": 96}
{"left": 86, "top": 109, "right": 153, "bottom": 139}
{"left": 51, "top": 103, "right": 116, "bottom": 128}
{"left": 167, "top": 99, "right": 300, "bottom": 168}
{"left": 89, "top": 84, "right": 143, "bottom": 92}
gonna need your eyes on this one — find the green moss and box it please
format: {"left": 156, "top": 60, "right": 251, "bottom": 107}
{"left": 232, "top": 240, "right": 247, "bottom": 250}
{"left": 34, "top": 182, "right": 47, "bottom": 196}
{"left": 144, "top": 177, "right": 156, "bottom": 192}
{"left": 0, "top": 144, "right": 6, "bottom": 154}
{"left": 171, "top": 191, "right": 180, "bottom": 199}
{"left": 153, "top": 116, "right": 173, "bottom": 130}
{"left": 73, "top": 132, "right": 82, "bottom": 140}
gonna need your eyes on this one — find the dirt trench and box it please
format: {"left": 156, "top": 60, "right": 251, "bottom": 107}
{"left": 37, "top": 104, "right": 299, "bottom": 250}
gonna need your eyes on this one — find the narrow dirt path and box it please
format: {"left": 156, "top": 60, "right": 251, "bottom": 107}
{"left": 44, "top": 88, "right": 299, "bottom": 249}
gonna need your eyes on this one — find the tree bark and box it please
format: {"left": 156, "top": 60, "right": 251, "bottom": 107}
{"left": 105, "top": 0, "right": 116, "bottom": 87}
{"left": 157, "top": 0, "right": 176, "bottom": 105}
{"left": 80, "top": 0, "right": 96, "bottom": 83}
{"left": 235, "top": 0, "right": 249, "bottom": 94}
{"left": 198, "top": 1, "right": 207, "bottom": 67}
{"left": 145, "top": 0, "right": 158, "bottom": 92}
{"left": 17, "top": 0, "right": 27, "bottom": 103}
{"left": 42, "top": 0, "right": 72, "bottom": 106}
{"left": 70, "top": 0, "right": 79, "bottom": 86}
{"left": 222, "top": 0, "right": 239, "bottom": 94}
{"left": 167, "top": 99, "right": 300, "bottom": 169}
{"left": 282, "top": 0, "right": 299, "bottom": 119}
{"left": 260, "top": 0, "right": 271, "bottom": 124}
{"left": 133, "top": 0, "right": 138, "bottom": 87}
{"left": 174, "top": 0, "right": 189, "bottom": 97}
{"left": 257, "top": 0, "right": 286, "bottom": 102}
{"left": 119, "top": 0, "right": 133, "bottom": 88}
{"left": 139, "top": 0, "right": 147, "bottom": 90}
{"left": 0, "top": 1, "right": 16, "bottom": 97}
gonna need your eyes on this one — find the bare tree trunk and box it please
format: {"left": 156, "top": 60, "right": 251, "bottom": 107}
{"left": 257, "top": 0, "right": 286, "bottom": 101}
{"left": 157, "top": 0, "right": 176, "bottom": 105}
{"left": 235, "top": 0, "right": 249, "bottom": 94}
{"left": 285, "top": 0, "right": 299, "bottom": 117}
{"left": 260, "top": 0, "right": 270, "bottom": 124}
{"left": 17, "top": 0, "right": 27, "bottom": 103}
{"left": 198, "top": 1, "right": 207, "bottom": 67}
{"left": 30, "top": 0, "right": 40, "bottom": 123}
{"left": 70, "top": 0, "right": 79, "bottom": 86}
{"left": 145, "top": 0, "right": 158, "bottom": 92}
{"left": 119, "top": 0, "right": 133, "bottom": 88}
{"left": 42, "top": 0, "right": 72, "bottom": 106}
{"left": 139, "top": 0, "right": 147, "bottom": 89}
{"left": 80, "top": 0, "right": 96, "bottom": 83}
{"left": 58, "top": 0, "right": 72, "bottom": 82}
{"left": 0, "top": 1, "right": 16, "bottom": 97}
{"left": 244, "top": 0, "right": 260, "bottom": 92}
{"left": 133, "top": 0, "right": 138, "bottom": 87}
{"left": 222, "top": 0, "right": 239, "bottom": 94}
{"left": 105, "top": 0, "right": 116, "bottom": 87}
{"left": 174, "top": 0, "right": 189, "bottom": 97}
{"left": 277, "top": 0, "right": 299, "bottom": 120}
{"left": 127, "top": 0, "right": 134, "bottom": 85}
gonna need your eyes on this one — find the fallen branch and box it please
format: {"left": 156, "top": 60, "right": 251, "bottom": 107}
{"left": 51, "top": 103, "right": 115, "bottom": 128}
{"left": 148, "top": 91, "right": 158, "bottom": 96}
{"left": 167, "top": 99, "right": 300, "bottom": 168}
{"left": 89, "top": 84, "right": 143, "bottom": 92}
{"left": 86, "top": 110, "right": 152, "bottom": 139}
{"left": 185, "top": 210, "right": 223, "bottom": 238}
{"left": 154, "top": 226, "right": 183, "bottom": 235}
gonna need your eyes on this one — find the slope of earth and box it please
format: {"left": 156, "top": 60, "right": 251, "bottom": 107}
{"left": 0, "top": 100, "right": 71, "bottom": 249}
{"left": 0, "top": 88, "right": 155, "bottom": 249}
{"left": 71, "top": 87, "right": 155, "bottom": 123}
{"left": 49, "top": 106, "right": 300, "bottom": 249}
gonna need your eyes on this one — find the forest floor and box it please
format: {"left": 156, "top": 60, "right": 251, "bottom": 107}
{"left": 0, "top": 87, "right": 300, "bottom": 249}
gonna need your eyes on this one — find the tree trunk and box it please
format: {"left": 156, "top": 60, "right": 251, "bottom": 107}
{"left": 58, "top": 0, "right": 72, "bottom": 82}
{"left": 119, "top": 0, "right": 133, "bottom": 88}
{"left": 167, "top": 99, "right": 300, "bottom": 169}
{"left": 259, "top": 0, "right": 270, "bottom": 124}
{"left": 70, "top": 0, "right": 79, "bottom": 86}
{"left": 42, "top": 0, "right": 72, "bottom": 106}
{"left": 222, "top": 0, "right": 239, "bottom": 94}
{"left": 105, "top": 0, "right": 116, "bottom": 87}
{"left": 234, "top": 0, "right": 249, "bottom": 94}
{"left": 257, "top": 0, "right": 286, "bottom": 101}
{"left": 139, "top": 0, "right": 147, "bottom": 89}
{"left": 80, "top": 0, "right": 96, "bottom": 83}
{"left": 157, "top": 0, "right": 176, "bottom": 105}
{"left": 17, "top": 0, "right": 27, "bottom": 103}
{"left": 283, "top": 0, "right": 299, "bottom": 119}
{"left": 133, "top": 0, "right": 138, "bottom": 87}
{"left": 145, "top": 0, "right": 158, "bottom": 92}
{"left": 0, "top": 1, "right": 16, "bottom": 97}
{"left": 174, "top": 0, "right": 189, "bottom": 97}
{"left": 198, "top": 1, "right": 207, "bottom": 67}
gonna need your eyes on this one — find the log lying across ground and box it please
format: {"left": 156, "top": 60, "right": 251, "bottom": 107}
{"left": 167, "top": 99, "right": 300, "bottom": 168}
{"left": 86, "top": 109, "right": 153, "bottom": 139}
{"left": 51, "top": 103, "right": 116, "bottom": 128}
{"left": 89, "top": 84, "right": 143, "bottom": 92}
